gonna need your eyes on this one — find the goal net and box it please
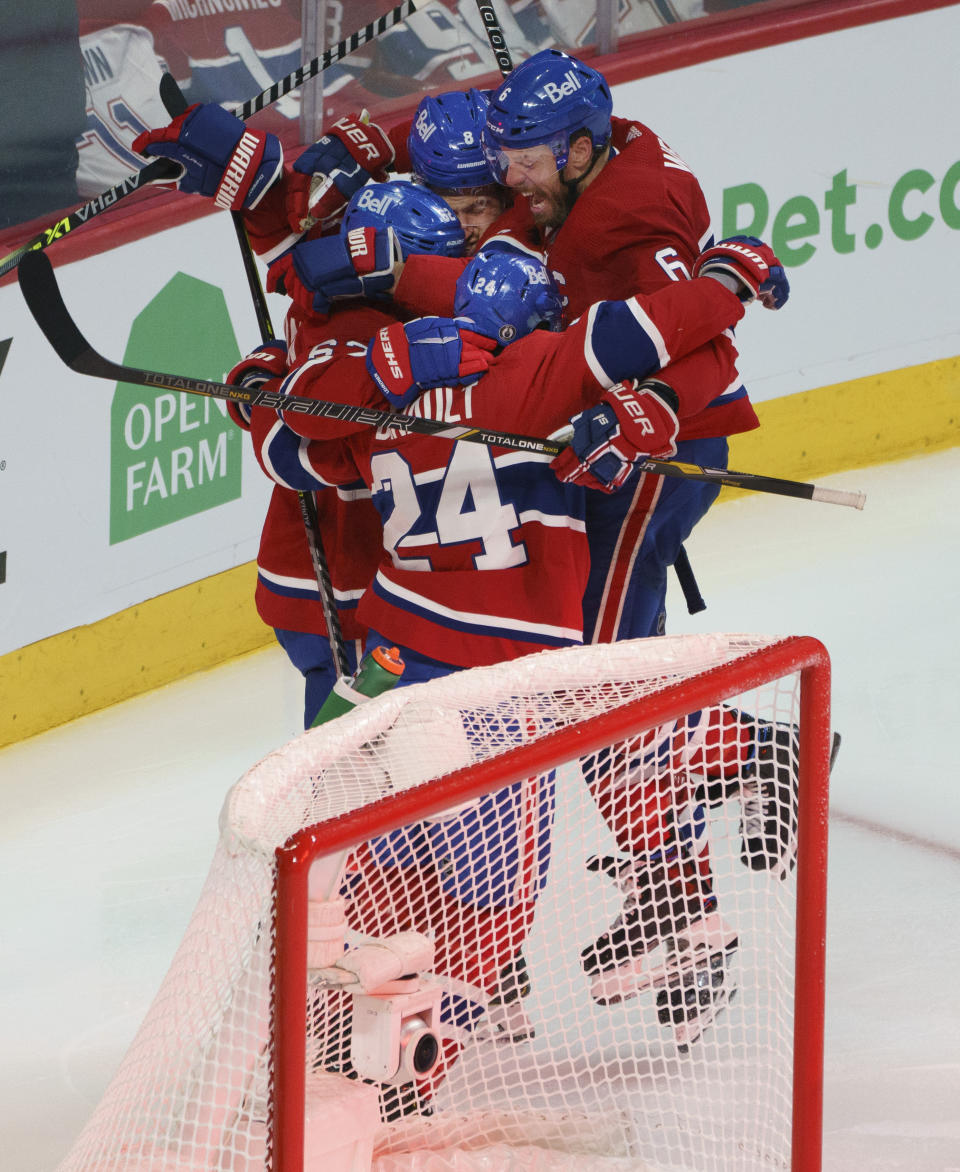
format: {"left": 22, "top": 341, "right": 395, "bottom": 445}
{"left": 56, "top": 634, "right": 832, "bottom": 1172}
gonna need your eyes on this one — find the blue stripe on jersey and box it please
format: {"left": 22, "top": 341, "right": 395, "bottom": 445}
{"left": 261, "top": 419, "right": 338, "bottom": 491}
{"left": 705, "top": 382, "right": 748, "bottom": 409}
{"left": 370, "top": 572, "right": 581, "bottom": 647}
{"left": 584, "top": 299, "right": 667, "bottom": 386}
{"left": 258, "top": 568, "right": 362, "bottom": 608}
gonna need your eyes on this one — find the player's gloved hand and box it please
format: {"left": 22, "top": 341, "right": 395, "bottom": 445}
{"left": 266, "top": 224, "right": 403, "bottom": 315}
{"left": 551, "top": 379, "right": 680, "bottom": 493}
{"left": 132, "top": 103, "right": 282, "bottom": 211}
{"left": 285, "top": 113, "right": 395, "bottom": 233}
{"left": 366, "top": 318, "right": 497, "bottom": 408}
{"left": 692, "top": 235, "right": 789, "bottom": 309}
{"left": 224, "top": 339, "right": 287, "bottom": 428}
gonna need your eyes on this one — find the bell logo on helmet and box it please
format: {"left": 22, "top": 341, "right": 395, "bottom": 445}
{"left": 542, "top": 70, "right": 583, "bottom": 105}
{"left": 414, "top": 108, "right": 437, "bottom": 143}
{"left": 499, "top": 324, "right": 517, "bottom": 342}
{"left": 355, "top": 187, "right": 400, "bottom": 217}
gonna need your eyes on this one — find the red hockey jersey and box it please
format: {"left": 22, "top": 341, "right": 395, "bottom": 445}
{"left": 396, "top": 116, "right": 758, "bottom": 443}
{"left": 250, "top": 276, "right": 745, "bottom": 667}
{"left": 230, "top": 302, "right": 396, "bottom": 640}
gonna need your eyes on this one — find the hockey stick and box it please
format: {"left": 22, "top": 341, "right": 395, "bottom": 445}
{"left": 17, "top": 250, "right": 867, "bottom": 509}
{"left": 0, "top": 0, "right": 430, "bottom": 280}
{"left": 0, "top": 160, "right": 179, "bottom": 280}
{"left": 159, "top": 74, "right": 351, "bottom": 680}
{"left": 474, "top": 1, "right": 515, "bottom": 75}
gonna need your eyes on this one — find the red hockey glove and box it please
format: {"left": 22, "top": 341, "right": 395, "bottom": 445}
{"left": 551, "top": 379, "right": 680, "bottom": 493}
{"left": 366, "top": 318, "right": 497, "bottom": 408}
{"left": 224, "top": 339, "right": 287, "bottom": 429}
{"left": 133, "top": 103, "right": 282, "bottom": 211}
{"left": 692, "top": 235, "right": 790, "bottom": 309}
{"left": 284, "top": 114, "right": 395, "bottom": 233}
{"left": 267, "top": 225, "right": 402, "bottom": 315}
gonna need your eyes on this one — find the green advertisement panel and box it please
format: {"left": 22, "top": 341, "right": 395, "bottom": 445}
{"left": 110, "top": 273, "right": 242, "bottom": 543}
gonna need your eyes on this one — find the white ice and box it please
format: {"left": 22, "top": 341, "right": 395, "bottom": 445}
{"left": 1, "top": 451, "right": 959, "bottom": 1171}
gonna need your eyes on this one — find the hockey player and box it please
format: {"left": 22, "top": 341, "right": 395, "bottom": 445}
{"left": 404, "top": 88, "right": 506, "bottom": 255}
{"left": 269, "top": 69, "right": 799, "bottom": 1014}
{"left": 474, "top": 49, "right": 808, "bottom": 1033}
{"left": 238, "top": 238, "right": 776, "bottom": 1075}
{"left": 278, "top": 48, "right": 778, "bottom": 637}
{"left": 229, "top": 181, "right": 468, "bottom": 727}
{"left": 242, "top": 239, "right": 781, "bottom": 1061}
{"left": 274, "top": 87, "right": 507, "bottom": 264}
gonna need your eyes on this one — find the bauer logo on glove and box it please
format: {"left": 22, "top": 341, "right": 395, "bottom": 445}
{"left": 551, "top": 379, "right": 680, "bottom": 494}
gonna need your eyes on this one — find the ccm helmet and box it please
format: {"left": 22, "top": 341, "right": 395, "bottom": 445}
{"left": 454, "top": 248, "right": 563, "bottom": 344}
{"left": 482, "top": 49, "right": 612, "bottom": 183}
{"left": 343, "top": 180, "right": 465, "bottom": 258}
{"left": 408, "top": 89, "right": 495, "bottom": 192}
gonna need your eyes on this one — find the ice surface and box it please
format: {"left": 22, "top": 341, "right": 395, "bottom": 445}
{"left": 2, "top": 452, "right": 958, "bottom": 1171}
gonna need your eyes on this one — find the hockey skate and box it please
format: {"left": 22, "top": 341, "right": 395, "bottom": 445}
{"left": 739, "top": 723, "right": 842, "bottom": 879}
{"left": 654, "top": 914, "right": 739, "bottom": 1052}
{"left": 696, "top": 716, "right": 841, "bottom": 881}
{"left": 474, "top": 952, "right": 536, "bottom": 1044}
{"left": 581, "top": 852, "right": 738, "bottom": 1042}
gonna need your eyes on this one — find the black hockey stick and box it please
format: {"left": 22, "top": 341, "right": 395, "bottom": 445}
{"left": 17, "top": 250, "right": 867, "bottom": 509}
{"left": 0, "top": 160, "right": 179, "bottom": 279}
{"left": 233, "top": 0, "right": 430, "bottom": 121}
{"left": 159, "top": 75, "right": 351, "bottom": 680}
{"left": 0, "top": 0, "right": 431, "bottom": 280}
{"left": 474, "top": 1, "right": 514, "bottom": 75}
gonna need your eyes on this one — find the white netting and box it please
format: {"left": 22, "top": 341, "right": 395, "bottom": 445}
{"left": 56, "top": 635, "right": 828, "bottom": 1172}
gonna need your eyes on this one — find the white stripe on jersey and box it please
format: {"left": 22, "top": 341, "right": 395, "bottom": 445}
{"left": 625, "top": 296, "right": 671, "bottom": 370}
{"left": 260, "top": 417, "right": 303, "bottom": 490}
{"left": 374, "top": 570, "right": 583, "bottom": 643}
{"left": 590, "top": 472, "right": 664, "bottom": 645}
{"left": 517, "top": 508, "right": 586, "bottom": 532}
{"left": 581, "top": 298, "right": 671, "bottom": 388}
{"left": 258, "top": 565, "right": 364, "bottom": 604}
{"left": 582, "top": 302, "right": 608, "bottom": 386}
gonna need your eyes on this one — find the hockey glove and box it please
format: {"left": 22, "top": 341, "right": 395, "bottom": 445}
{"left": 366, "top": 318, "right": 497, "bottom": 408}
{"left": 693, "top": 235, "right": 789, "bottom": 309}
{"left": 267, "top": 225, "right": 403, "bottom": 315}
{"left": 133, "top": 103, "right": 282, "bottom": 211}
{"left": 224, "top": 339, "right": 287, "bottom": 429}
{"left": 551, "top": 379, "right": 680, "bottom": 493}
{"left": 285, "top": 113, "right": 395, "bottom": 233}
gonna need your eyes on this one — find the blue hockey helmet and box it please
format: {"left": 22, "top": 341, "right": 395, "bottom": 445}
{"left": 482, "top": 49, "right": 613, "bottom": 183}
{"left": 453, "top": 248, "right": 563, "bottom": 345}
{"left": 408, "top": 89, "right": 497, "bottom": 192}
{"left": 343, "top": 180, "right": 465, "bottom": 258}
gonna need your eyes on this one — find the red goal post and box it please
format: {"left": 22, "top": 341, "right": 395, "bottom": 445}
{"left": 57, "top": 633, "right": 832, "bottom": 1172}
